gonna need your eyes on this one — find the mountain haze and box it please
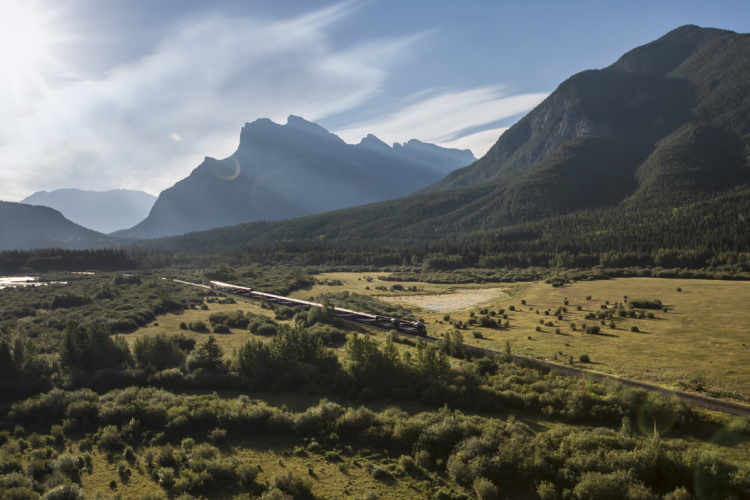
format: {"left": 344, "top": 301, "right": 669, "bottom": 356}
{"left": 139, "top": 25, "right": 750, "bottom": 253}
{"left": 0, "top": 202, "right": 116, "bottom": 250}
{"left": 117, "top": 116, "right": 474, "bottom": 238}
{"left": 21, "top": 189, "right": 156, "bottom": 234}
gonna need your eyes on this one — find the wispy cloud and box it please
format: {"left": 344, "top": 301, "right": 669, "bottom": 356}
{"left": 439, "top": 127, "right": 509, "bottom": 157}
{"left": 334, "top": 87, "right": 548, "bottom": 156}
{"left": 1, "top": 2, "right": 417, "bottom": 200}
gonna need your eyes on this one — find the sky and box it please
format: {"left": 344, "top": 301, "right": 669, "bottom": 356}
{"left": 1, "top": 0, "right": 749, "bottom": 201}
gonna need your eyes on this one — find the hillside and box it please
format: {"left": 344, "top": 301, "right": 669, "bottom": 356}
{"left": 138, "top": 25, "right": 750, "bottom": 255}
{"left": 0, "top": 201, "right": 117, "bottom": 250}
{"left": 116, "top": 116, "right": 474, "bottom": 239}
{"left": 21, "top": 188, "right": 156, "bottom": 234}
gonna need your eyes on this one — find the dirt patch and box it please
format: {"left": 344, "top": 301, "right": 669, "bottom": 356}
{"left": 381, "top": 288, "right": 508, "bottom": 313}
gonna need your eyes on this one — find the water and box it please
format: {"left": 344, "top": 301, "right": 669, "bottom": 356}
{"left": 0, "top": 277, "right": 68, "bottom": 289}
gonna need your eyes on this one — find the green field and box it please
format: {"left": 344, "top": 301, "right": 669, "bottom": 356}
{"left": 290, "top": 274, "right": 750, "bottom": 402}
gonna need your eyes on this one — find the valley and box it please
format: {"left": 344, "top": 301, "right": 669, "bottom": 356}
{"left": 1, "top": 17, "right": 750, "bottom": 500}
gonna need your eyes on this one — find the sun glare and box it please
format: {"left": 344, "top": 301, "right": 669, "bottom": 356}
{"left": 0, "top": 1, "right": 60, "bottom": 90}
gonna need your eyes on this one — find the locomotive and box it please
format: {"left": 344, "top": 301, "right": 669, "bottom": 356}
{"left": 209, "top": 281, "right": 426, "bottom": 335}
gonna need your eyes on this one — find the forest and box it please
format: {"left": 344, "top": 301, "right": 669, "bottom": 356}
{"left": 0, "top": 262, "right": 747, "bottom": 499}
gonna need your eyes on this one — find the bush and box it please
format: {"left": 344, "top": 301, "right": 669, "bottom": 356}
{"left": 473, "top": 477, "right": 499, "bottom": 500}
{"left": 271, "top": 471, "right": 312, "bottom": 498}
{"left": 42, "top": 483, "right": 85, "bottom": 500}
{"left": 398, "top": 455, "right": 419, "bottom": 474}
{"left": 208, "top": 427, "right": 227, "bottom": 444}
{"left": 189, "top": 321, "right": 208, "bottom": 333}
{"left": 631, "top": 326, "right": 640, "bottom": 332}
{"left": 585, "top": 325, "right": 600, "bottom": 335}
{"left": 579, "top": 354, "right": 591, "bottom": 363}
{"left": 99, "top": 425, "right": 122, "bottom": 451}
{"left": 536, "top": 481, "right": 560, "bottom": 500}
{"left": 213, "top": 325, "right": 230, "bottom": 334}
{"left": 256, "top": 323, "right": 277, "bottom": 336}
{"left": 628, "top": 299, "right": 662, "bottom": 310}
{"left": 237, "top": 463, "right": 260, "bottom": 485}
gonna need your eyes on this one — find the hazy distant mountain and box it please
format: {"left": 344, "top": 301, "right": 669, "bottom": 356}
{"left": 0, "top": 201, "right": 115, "bottom": 250}
{"left": 115, "top": 116, "right": 474, "bottom": 238}
{"left": 21, "top": 189, "right": 156, "bottom": 233}
{"left": 141, "top": 25, "right": 750, "bottom": 254}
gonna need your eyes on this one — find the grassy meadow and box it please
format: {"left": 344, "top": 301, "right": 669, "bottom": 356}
{"left": 287, "top": 273, "right": 750, "bottom": 402}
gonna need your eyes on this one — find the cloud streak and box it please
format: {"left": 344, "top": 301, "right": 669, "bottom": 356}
{"left": 1, "top": 2, "right": 416, "bottom": 200}
{"left": 334, "top": 86, "right": 548, "bottom": 157}
{"left": 0, "top": 2, "right": 549, "bottom": 202}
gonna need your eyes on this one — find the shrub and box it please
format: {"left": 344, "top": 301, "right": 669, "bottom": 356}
{"left": 237, "top": 463, "right": 260, "bottom": 485}
{"left": 271, "top": 471, "right": 312, "bottom": 498}
{"left": 631, "top": 326, "right": 640, "bottom": 332}
{"left": 208, "top": 427, "right": 227, "bottom": 444}
{"left": 156, "top": 467, "right": 175, "bottom": 488}
{"left": 189, "top": 321, "right": 208, "bottom": 333}
{"left": 579, "top": 354, "right": 591, "bottom": 363}
{"left": 256, "top": 323, "right": 277, "bottom": 336}
{"left": 536, "top": 481, "right": 560, "bottom": 500}
{"left": 446, "top": 454, "right": 472, "bottom": 485}
{"left": 398, "top": 455, "right": 419, "bottom": 474}
{"left": 42, "top": 483, "right": 85, "bottom": 500}
{"left": 585, "top": 325, "right": 600, "bottom": 335}
{"left": 99, "top": 425, "right": 122, "bottom": 451}
{"left": 213, "top": 325, "right": 230, "bottom": 334}
{"left": 473, "top": 477, "right": 499, "bottom": 500}
{"left": 628, "top": 299, "right": 662, "bottom": 310}
{"left": 369, "top": 464, "right": 392, "bottom": 480}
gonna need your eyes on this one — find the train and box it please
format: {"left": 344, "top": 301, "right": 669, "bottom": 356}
{"left": 209, "top": 281, "right": 426, "bottom": 335}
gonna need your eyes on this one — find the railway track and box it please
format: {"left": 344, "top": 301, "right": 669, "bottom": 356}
{"left": 175, "top": 279, "right": 750, "bottom": 417}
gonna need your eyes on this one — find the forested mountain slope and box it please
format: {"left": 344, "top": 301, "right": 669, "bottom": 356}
{"left": 139, "top": 25, "right": 750, "bottom": 255}
{"left": 0, "top": 202, "right": 116, "bottom": 250}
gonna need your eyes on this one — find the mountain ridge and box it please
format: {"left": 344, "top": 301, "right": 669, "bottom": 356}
{"left": 21, "top": 188, "right": 156, "bottom": 234}
{"left": 116, "top": 116, "right": 475, "bottom": 239}
{"left": 133, "top": 25, "right": 750, "bottom": 254}
{"left": 0, "top": 201, "right": 117, "bottom": 250}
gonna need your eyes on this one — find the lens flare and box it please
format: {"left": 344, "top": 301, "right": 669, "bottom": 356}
{"left": 581, "top": 365, "right": 618, "bottom": 401}
{"left": 209, "top": 157, "right": 242, "bottom": 181}
{"left": 636, "top": 391, "right": 680, "bottom": 437}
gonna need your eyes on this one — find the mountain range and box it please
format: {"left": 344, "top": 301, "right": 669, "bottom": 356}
{"left": 143, "top": 25, "right": 750, "bottom": 253}
{"left": 0, "top": 202, "right": 115, "bottom": 251}
{"left": 4, "top": 25, "right": 750, "bottom": 256}
{"left": 21, "top": 189, "right": 156, "bottom": 234}
{"left": 114, "top": 116, "right": 475, "bottom": 239}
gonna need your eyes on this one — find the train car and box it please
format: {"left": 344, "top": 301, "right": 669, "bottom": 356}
{"left": 209, "top": 281, "right": 426, "bottom": 335}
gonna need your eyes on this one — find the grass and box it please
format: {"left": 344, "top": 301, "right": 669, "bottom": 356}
{"left": 134, "top": 274, "right": 750, "bottom": 401}
{"left": 123, "top": 300, "right": 279, "bottom": 356}
{"left": 73, "top": 428, "right": 450, "bottom": 499}
{"left": 296, "top": 274, "right": 750, "bottom": 402}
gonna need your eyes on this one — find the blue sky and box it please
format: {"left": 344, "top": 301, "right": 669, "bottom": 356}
{"left": 2, "top": 0, "right": 749, "bottom": 201}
